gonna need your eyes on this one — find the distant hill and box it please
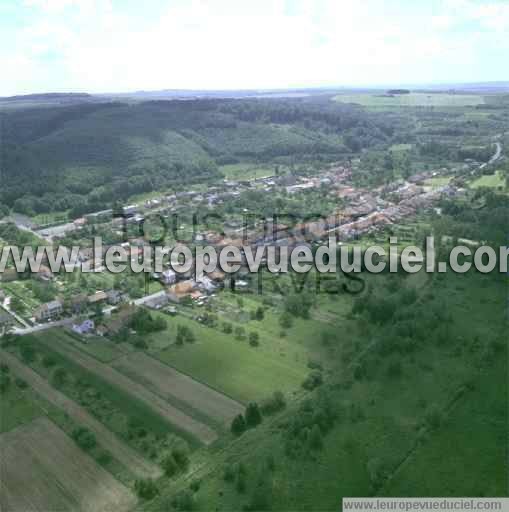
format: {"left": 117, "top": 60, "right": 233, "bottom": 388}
{"left": 1, "top": 92, "right": 92, "bottom": 101}
{"left": 1, "top": 96, "right": 390, "bottom": 217}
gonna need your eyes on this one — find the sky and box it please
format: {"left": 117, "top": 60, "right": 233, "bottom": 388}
{"left": 0, "top": 0, "right": 508, "bottom": 96}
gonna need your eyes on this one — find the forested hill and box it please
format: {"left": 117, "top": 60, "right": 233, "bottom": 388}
{"left": 1, "top": 97, "right": 400, "bottom": 217}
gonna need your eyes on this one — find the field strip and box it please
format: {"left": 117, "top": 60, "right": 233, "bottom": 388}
{"left": 114, "top": 352, "right": 244, "bottom": 425}
{"left": 0, "top": 349, "right": 161, "bottom": 479}
{"left": 0, "top": 417, "right": 136, "bottom": 512}
{"left": 37, "top": 338, "right": 219, "bottom": 445}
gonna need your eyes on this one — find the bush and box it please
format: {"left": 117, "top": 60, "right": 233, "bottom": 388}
{"left": 52, "top": 367, "right": 67, "bottom": 387}
{"left": 20, "top": 344, "right": 36, "bottom": 363}
{"left": 249, "top": 331, "right": 260, "bottom": 346}
{"left": 172, "top": 445, "right": 190, "bottom": 471}
{"left": 134, "top": 478, "right": 159, "bottom": 500}
{"left": 279, "top": 312, "right": 293, "bottom": 329}
{"left": 222, "top": 322, "right": 233, "bottom": 334}
{"left": 0, "top": 374, "right": 11, "bottom": 394}
{"left": 231, "top": 413, "right": 247, "bottom": 435}
{"left": 234, "top": 326, "right": 246, "bottom": 340}
{"left": 42, "top": 355, "right": 56, "bottom": 367}
{"left": 189, "top": 479, "right": 201, "bottom": 492}
{"left": 302, "top": 370, "right": 323, "bottom": 391}
{"left": 260, "top": 391, "right": 286, "bottom": 415}
{"left": 162, "top": 454, "right": 178, "bottom": 477}
{"left": 72, "top": 427, "right": 97, "bottom": 451}
{"left": 245, "top": 402, "right": 262, "bottom": 427}
{"left": 176, "top": 325, "right": 195, "bottom": 344}
{"left": 15, "top": 378, "right": 28, "bottom": 389}
{"left": 223, "top": 464, "right": 235, "bottom": 482}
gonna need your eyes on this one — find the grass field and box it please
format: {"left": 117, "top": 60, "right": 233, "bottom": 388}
{"left": 161, "top": 271, "right": 506, "bottom": 512}
{"left": 0, "top": 383, "right": 42, "bottom": 433}
{"left": 1, "top": 347, "right": 162, "bottom": 479}
{"left": 382, "top": 358, "right": 507, "bottom": 497}
{"left": 390, "top": 143, "right": 413, "bottom": 152}
{"left": 333, "top": 92, "right": 485, "bottom": 107}
{"left": 65, "top": 333, "right": 131, "bottom": 363}
{"left": 35, "top": 329, "right": 218, "bottom": 444}
{"left": 152, "top": 313, "right": 308, "bottom": 403}
{"left": 219, "top": 163, "right": 276, "bottom": 181}
{"left": 114, "top": 351, "right": 244, "bottom": 426}
{"left": 470, "top": 171, "right": 506, "bottom": 189}
{"left": 0, "top": 417, "right": 136, "bottom": 512}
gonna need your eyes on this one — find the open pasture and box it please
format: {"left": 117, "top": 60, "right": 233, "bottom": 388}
{"left": 153, "top": 314, "right": 308, "bottom": 404}
{"left": 333, "top": 92, "right": 485, "bottom": 107}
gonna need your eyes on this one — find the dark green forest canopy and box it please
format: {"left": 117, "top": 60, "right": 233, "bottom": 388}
{"left": 1, "top": 95, "right": 506, "bottom": 217}
{"left": 0, "top": 97, "right": 406, "bottom": 217}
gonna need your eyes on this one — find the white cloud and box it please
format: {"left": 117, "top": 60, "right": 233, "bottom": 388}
{"left": 1, "top": 0, "right": 507, "bottom": 95}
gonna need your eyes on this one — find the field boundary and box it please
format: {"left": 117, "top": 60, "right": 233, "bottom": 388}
{"left": 0, "top": 348, "right": 162, "bottom": 479}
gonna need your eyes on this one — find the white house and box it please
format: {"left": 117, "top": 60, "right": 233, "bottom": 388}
{"left": 161, "top": 269, "right": 177, "bottom": 285}
{"left": 72, "top": 319, "right": 95, "bottom": 335}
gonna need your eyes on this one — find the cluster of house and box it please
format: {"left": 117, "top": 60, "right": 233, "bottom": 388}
{"left": 33, "top": 289, "right": 124, "bottom": 322}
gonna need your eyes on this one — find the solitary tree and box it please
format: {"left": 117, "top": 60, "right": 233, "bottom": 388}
{"left": 162, "top": 454, "right": 178, "bottom": 477}
{"left": 245, "top": 402, "right": 262, "bottom": 427}
{"left": 231, "top": 414, "right": 246, "bottom": 435}
{"left": 249, "top": 331, "right": 260, "bottom": 346}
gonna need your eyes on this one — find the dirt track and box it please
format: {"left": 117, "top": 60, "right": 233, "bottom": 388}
{"left": 115, "top": 352, "right": 244, "bottom": 425}
{"left": 0, "top": 349, "right": 161, "bottom": 479}
{"left": 0, "top": 417, "right": 136, "bottom": 512}
{"left": 38, "top": 339, "right": 218, "bottom": 445}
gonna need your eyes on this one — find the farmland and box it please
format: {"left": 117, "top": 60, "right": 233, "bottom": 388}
{"left": 152, "top": 314, "right": 309, "bottom": 403}
{"left": 114, "top": 351, "right": 244, "bottom": 426}
{"left": 151, "top": 269, "right": 506, "bottom": 511}
{"left": 0, "top": 348, "right": 162, "bottom": 479}
{"left": 1, "top": 86, "right": 508, "bottom": 511}
{"left": 0, "top": 417, "right": 136, "bottom": 512}
{"left": 333, "top": 92, "right": 485, "bottom": 107}
{"left": 33, "top": 330, "right": 219, "bottom": 445}
{"left": 0, "top": 379, "right": 42, "bottom": 433}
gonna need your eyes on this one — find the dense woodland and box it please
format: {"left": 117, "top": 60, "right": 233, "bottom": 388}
{"left": 2, "top": 95, "right": 505, "bottom": 218}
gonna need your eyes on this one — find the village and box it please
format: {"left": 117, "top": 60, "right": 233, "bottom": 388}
{"left": 0, "top": 142, "right": 501, "bottom": 342}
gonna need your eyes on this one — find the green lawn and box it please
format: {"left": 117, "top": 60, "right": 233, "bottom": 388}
{"left": 470, "top": 171, "right": 506, "bottom": 189}
{"left": 333, "top": 93, "right": 484, "bottom": 108}
{"left": 219, "top": 163, "right": 276, "bottom": 181}
{"left": 151, "top": 313, "right": 308, "bottom": 403}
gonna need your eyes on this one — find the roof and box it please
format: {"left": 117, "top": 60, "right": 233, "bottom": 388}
{"left": 88, "top": 291, "right": 108, "bottom": 303}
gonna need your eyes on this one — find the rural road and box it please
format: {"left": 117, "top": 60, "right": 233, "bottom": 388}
{"left": 0, "top": 348, "right": 162, "bottom": 479}
{"left": 479, "top": 141, "right": 502, "bottom": 170}
{"left": 12, "top": 317, "right": 74, "bottom": 335}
